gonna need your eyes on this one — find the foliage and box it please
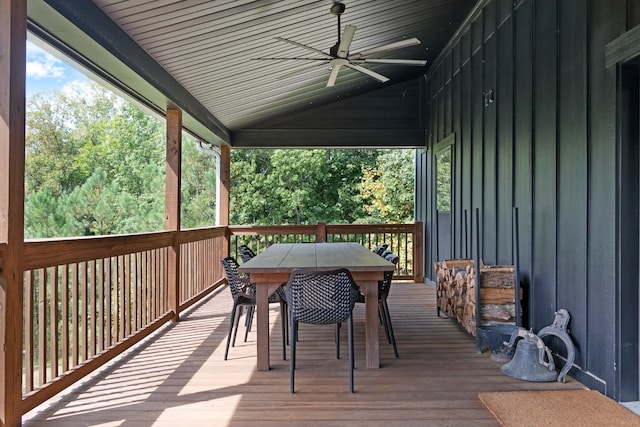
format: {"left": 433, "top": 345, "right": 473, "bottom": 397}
{"left": 25, "top": 83, "right": 165, "bottom": 237}
{"left": 24, "top": 83, "right": 416, "bottom": 238}
{"left": 181, "top": 139, "right": 218, "bottom": 228}
{"left": 359, "top": 150, "right": 415, "bottom": 223}
{"left": 229, "top": 149, "right": 381, "bottom": 225}
{"left": 436, "top": 148, "right": 452, "bottom": 212}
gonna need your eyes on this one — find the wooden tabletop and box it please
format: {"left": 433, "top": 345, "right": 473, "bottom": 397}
{"left": 238, "top": 242, "right": 396, "bottom": 274}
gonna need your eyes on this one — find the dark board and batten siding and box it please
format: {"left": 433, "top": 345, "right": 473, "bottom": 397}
{"left": 416, "top": 0, "right": 638, "bottom": 400}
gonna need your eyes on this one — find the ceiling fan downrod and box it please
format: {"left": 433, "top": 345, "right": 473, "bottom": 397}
{"left": 330, "top": 2, "right": 346, "bottom": 57}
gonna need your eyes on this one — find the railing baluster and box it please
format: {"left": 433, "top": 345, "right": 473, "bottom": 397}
{"left": 106, "top": 258, "right": 113, "bottom": 349}
{"left": 81, "top": 261, "right": 88, "bottom": 362}
{"left": 72, "top": 263, "right": 79, "bottom": 366}
{"left": 50, "top": 265, "right": 59, "bottom": 380}
{"left": 61, "top": 265, "right": 69, "bottom": 373}
{"left": 24, "top": 270, "right": 34, "bottom": 393}
{"left": 97, "top": 259, "right": 104, "bottom": 354}
{"left": 38, "top": 268, "right": 47, "bottom": 386}
{"left": 89, "top": 260, "right": 96, "bottom": 358}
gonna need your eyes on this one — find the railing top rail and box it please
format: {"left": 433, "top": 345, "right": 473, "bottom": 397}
{"left": 229, "top": 225, "right": 318, "bottom": 235}
{"left": 325, "top": 223, "right": 416, "bottom": 233}
{"left": 23, "top": 231, "right": 174, "bottom": 270}
{"left": 230, "top": 223, "right": 417, "bottom": 234}
{"left": 179, "top": 226, "right": 227, "bottom": 244}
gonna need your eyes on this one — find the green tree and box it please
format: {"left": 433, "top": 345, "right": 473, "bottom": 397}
{"left": 25, "top": 82, "right": 417, "bottom": 237}
{"left": 181, "top": 138, "right": 217, "bottom": 228}
{"left": 25, "top": 83, "right": 165, "bottom": 238}
{"left": 359, "top": 150, "right": 415, "bottom": 223}
{"left": 436, "top": 148, "right": 452, "bottom": 212}
{"left": 229, "top": 149, "right": 379, "bottom": 225}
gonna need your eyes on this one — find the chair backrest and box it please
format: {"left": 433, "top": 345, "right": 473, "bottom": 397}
{"left": 372, "top": 243, "right": 389, "bottom": 256}
{"left": 285, "top": 268, "right": 360, "bottom": 325}
{"left": 379, "top": 253, "right": 399, "bottom": 297}
{"left": 238, "top": 245, "right": 257, "bottom": 263}
{"left": 221, "top": 257, "right": 253, "bottom": 299}
{"left": 379, "top": 248, "right": 393, "bottom": 258}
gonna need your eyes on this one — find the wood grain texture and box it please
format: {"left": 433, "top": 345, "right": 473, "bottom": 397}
{"left": 23, "top": 282, "right": 586, "bottom": 427}
{"left": 1, "top": 1, "right": 26, "bottom": 425}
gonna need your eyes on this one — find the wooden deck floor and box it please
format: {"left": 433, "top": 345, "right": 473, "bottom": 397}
{"left": 23, "top": 283, "right": 586, "bottom": 426}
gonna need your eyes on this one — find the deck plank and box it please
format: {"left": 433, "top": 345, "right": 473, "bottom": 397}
{"left": 23, "top": 282, "right": 585, "bottom": 426}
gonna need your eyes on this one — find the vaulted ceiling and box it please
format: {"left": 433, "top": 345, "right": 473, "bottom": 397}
{"left": 27, "top": 0, "right": 477, "bottom": 148}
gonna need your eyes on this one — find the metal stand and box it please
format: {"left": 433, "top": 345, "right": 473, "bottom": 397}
{"left": 475, "top": 207, "right": 522, "bottom": 361}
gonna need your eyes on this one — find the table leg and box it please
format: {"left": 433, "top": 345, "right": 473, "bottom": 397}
{"left": 362, "top": 280, "right": 380, "bottom": 368}
{"left": 256, "top": 284, "right": 270, "bottom": 371}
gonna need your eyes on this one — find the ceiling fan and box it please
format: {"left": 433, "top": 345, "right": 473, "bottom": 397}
{"left": 256, "top": 1, "right": 427, "bottom": 87}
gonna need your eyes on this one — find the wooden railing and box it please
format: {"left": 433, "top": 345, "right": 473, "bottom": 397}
{"left": 17, "top": 222, "right": 422, "bottom": 416}
{"left": 20, "top": 228, "right": 227, "bottom": 414}
{"left": 229, "top": 222, "right": 423, "bottom": 281}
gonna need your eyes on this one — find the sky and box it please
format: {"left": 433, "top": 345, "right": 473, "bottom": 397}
{"left": 26, "top": 40, "right": 88, "bottom": 99}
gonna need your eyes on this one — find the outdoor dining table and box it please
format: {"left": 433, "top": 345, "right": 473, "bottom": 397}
{"left": 237, "top": 242, "right": 396, "bottom": 371}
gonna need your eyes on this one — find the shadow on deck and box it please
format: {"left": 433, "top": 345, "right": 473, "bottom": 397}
{"left": 23, "top": 283, "right": 585, "bottom": 427}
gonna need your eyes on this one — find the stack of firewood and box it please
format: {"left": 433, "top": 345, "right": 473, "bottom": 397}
{"left": 435, "top": 259, "right": 520, "bottom": 337}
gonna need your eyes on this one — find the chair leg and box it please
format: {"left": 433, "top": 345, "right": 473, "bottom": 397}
{"left": 245, "top": 306, "right": 251, "bottom": 327}
{"left": 382, "top": 299, "right": 399, "bottom": 358}
{"left": 225, "top": 303, "right": 239, "bottom": 360}
{"left": 244, "top": 305, "right": 254, "bottom": 342}
{"left": 280, "top": 301, "right": 287, "bottom": 360}
{"left": 284, "top": 303, "right": 290, "bottom": 344}
{"left": 348, "top": 315, "right": 354, "bottom": 393}
{"left": 290, "top": 312, "right": 297, "bottom": 393}
{"left": 232, "top": 305, "right": 243, "bottom": 347}
{"left": 379, "top": 301, "right": 392, "bottom": 344}
{"left": 335, "top": 323, "right": 341, "bottom": 359}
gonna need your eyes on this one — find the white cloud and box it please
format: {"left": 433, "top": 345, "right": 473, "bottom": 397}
{"left": 26, "top": 42, "right": 66, "bottom": 80}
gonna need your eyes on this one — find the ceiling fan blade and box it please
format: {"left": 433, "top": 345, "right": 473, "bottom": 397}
{"left": 253, "top": 57, "right": 330, "bottom": 61}
{"left": 327, "top": 58, "right": 348, "bottom": 87}
{"left": 360, "top": 58, "right": 427, "bottom": 66}
{"left": 327, "top": 63, "right": 343, "bottom": 87}
{"left": 349, "top": 37, "right": 421, "bottom": 59}
{"left": 337, "top": 24, "right": 356, "bottom": 58}
{"left": 344, "top": 63, "right": 389, "bottom": 84}
{"left": 275, "top": 36, "right": 331, "bottom": 58}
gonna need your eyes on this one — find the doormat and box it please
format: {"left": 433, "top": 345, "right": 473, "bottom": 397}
{"left": 478, "top": 390, "right": 640, "bottom": 427}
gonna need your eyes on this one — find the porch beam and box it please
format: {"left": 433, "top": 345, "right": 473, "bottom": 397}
{"left": 166, "top": 108, "right": 182, "bottom": 321}
{"left": 0, "top": 0, "right": 26, "bottom": 425}
{"left": 231, "top": 129, "right": 426, "bottom": 148}
{"left": 29, "top": 0, "right": 230, "bottom": 145}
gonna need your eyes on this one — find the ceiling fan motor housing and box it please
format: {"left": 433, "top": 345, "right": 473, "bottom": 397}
{"left": 330, "top": 2, "right": 346, "bottom": 16}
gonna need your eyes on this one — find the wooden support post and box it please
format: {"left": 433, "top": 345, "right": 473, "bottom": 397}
{"left": 0, "top": 1, "right": 26, "bottom": 425}
{"left": 316, "top": 222, "right": 327, "bottom": 242}
{"left": 219, "top": 145, "right": 230, "bottom": 256}
{"left": 165, "top": 108, "right": 182, "bottom": 321}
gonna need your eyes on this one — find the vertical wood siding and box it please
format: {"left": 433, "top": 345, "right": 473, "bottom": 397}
{"left": 416, "top": 0, "right": 632, "bottom": 398}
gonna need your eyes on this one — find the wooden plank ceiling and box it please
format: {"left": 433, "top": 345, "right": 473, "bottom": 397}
{"left": 27, "top": 0, "right": 476, "bottom": 147}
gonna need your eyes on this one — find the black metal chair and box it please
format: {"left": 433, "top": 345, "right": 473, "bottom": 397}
{"left": 372, "top": 243, "right": 389, "bottom": 255}
{"left": 284, "top": 268, "right": 361, "bottom": 393}
{"left": 238, "top": 244, "right": 290, "bottom": 354}
{"left": 221, "top": 256, "right": 256, "bottom": 360}
{"left": 221, "top": 257, "right": 287, "bottom": 360}
{"left": 238, "top": 244, "right": 257, "bottom": 263}
{"left": 379, "top": 248, "right": 393, "bottom": 258}
{"left": 357, "top": 252, "right": 400, "bottom": 358}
